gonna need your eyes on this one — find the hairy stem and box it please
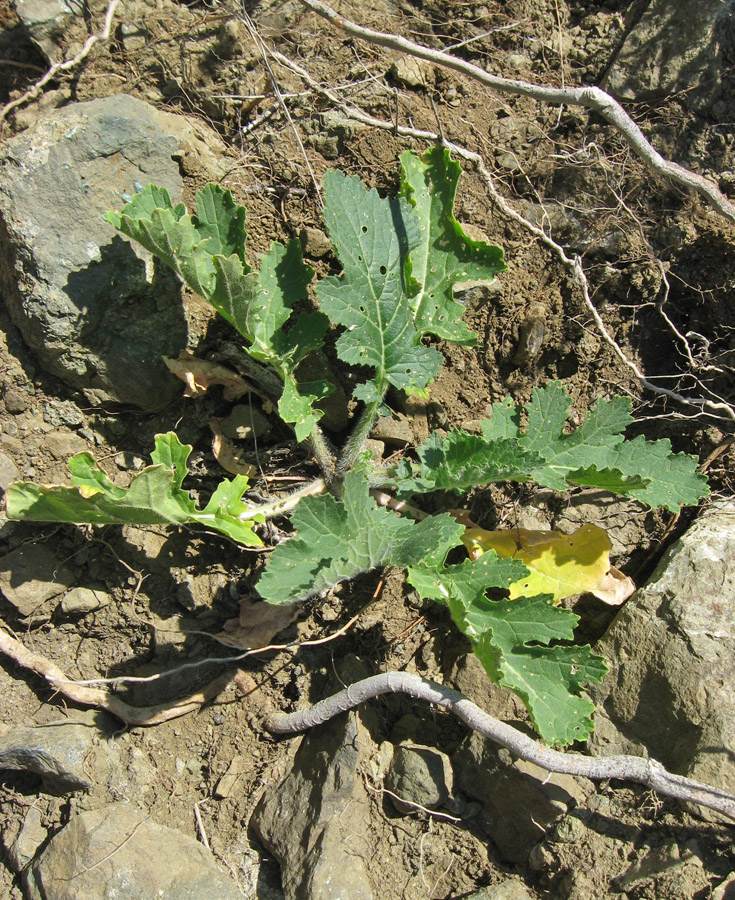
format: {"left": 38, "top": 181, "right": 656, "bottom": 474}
{"left": 337, "top": 398, "right": 382, "bottom": 478}
{"left": 308, "top": 425, "right": 337, "bottom": 483}
{"left": 248, "top": 477, "right": 327, "bottom": 519}
{"left": 265, "top": 672, "right": 735, "bottom": 822}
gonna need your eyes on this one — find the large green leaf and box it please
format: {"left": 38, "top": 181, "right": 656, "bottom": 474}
{"left": 257, "top": 471, "right": 464, "bottom": 603}
{"left": 392, "top": 382, "right": 708, "bottom": 511}
{"left": 399, "top": 147, "right": 506, "bottom": 344}
{"left": 6, "top": 433, "right": 264, "bottom": 546}
{"left": 317, "top": 170, "right": 444, "bottom": 400}
{"left": 409, "top": 550, "right": 606, "bottom": 745}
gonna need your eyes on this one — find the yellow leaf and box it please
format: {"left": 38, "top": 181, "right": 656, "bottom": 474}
{"left": 462, "top": 524, "right": 634, "bottom": 605}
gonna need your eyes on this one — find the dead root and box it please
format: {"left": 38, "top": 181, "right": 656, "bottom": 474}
{"left": 0, "top": 626, "right": 235, "bottom": 726}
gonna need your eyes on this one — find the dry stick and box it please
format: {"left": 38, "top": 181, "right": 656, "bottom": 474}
{"left": 0, "top": 0, "right": 121, "bottom": 126}
{"left": 270, "top": 49, "right": 735, "bottom": 423}
{"left": 264, "top": 671, "right": 735, "bottom": 822}
{"left": 0, "top": 628, "right": 234, "bottom": 726}
{"left": 297, "top": 0, "right": 735, "bottom": 226}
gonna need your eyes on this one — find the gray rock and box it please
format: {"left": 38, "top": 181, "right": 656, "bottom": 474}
{"left": 60, "top": 586, "right": 111, "bottom": 615}
{"left": 0, "top": 717, "right": 99, "bottom": 791}
{"left": 251, "top": 711, "right": 375, "bottom": 900}
{"left": 589, "top": 501, "right": 735, "bottom": 821}
{"left": 24, "top": 802, "right": 242, "bottom": 900}
{"left": 6, "top": 805, "right": 48, "bottom": 873}
{"left": 0, "top": 542, "right": 75, "bottom": 618}
{"left": 602, "top": 0, "right": 729, "bottom": 103}
{"left": 0, "top": 94, "right": 223, "bottom": 410}
{"left": 453, "top": 731, "right": 592, "bottom": 864}
{"left": 13, "top": 0, "right": 83, "bottom": 63}
{"left": 0, "top": 449, "right": 20, "bottom": 492}
{"left": 385, "top": 742, "right": 453, "bottom": 813}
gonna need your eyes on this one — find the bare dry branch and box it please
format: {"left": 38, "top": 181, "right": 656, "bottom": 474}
{"left": 0, "top": 0, "right": 121, "bottom": 128}
{"left": 264, "top": 671, "right": 735, "bottom": 822}
{"left": 298, "top": 0, "right": 735, "bottom": 227}
{"left": 270, "top": 49, "right": 735, "bottom": 422}
{"left": 0, "top": 627, "right": 233, "bottom": 726}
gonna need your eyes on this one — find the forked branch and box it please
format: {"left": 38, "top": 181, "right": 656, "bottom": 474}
{"left": 265, "top": 671, "right": 735, "bottom": 822}
{"left": 297, "top": 0, "right": 735, "bottom": 227}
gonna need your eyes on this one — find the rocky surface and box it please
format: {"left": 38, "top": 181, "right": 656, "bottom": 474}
{"left": 252, "top": 710, "right": 375, "bottom": 900}
{"left": 603, "top": 0, "right": 731, "bottom": 104}
{"left": 0, "top": 94, "right": 223, "bottom": 409}
{"left": 24, "top": 802, "right": 243, "bottom": 900}
{"left": 0, "top": 709, "right": 114, "bottom": 792}
{"left": 590, "top": 501, "right": 735, "bottom": 819}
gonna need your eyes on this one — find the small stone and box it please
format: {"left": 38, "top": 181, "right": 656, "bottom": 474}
{"left": 385, "top": 742, "right": 453, "bottom": 813}
{"left": 44, "top": 431, "right": 89, "bottom": 460}
{"left": 214, "top": 755, "right": 248, "bottom": 798}
{"left": 390, "top": 56, "right": 433, "bottom": 88}
{"left": 113, "top": 451, "right": 146, "bottom": 471}
{"left": 6, "top": 805, "right": 48, "bottom": 873}
{"left": 467, "top": 880, "right": 535, "bottom": 900}
{"left": 118, "top": 22, "right": 148, "bottom": 52}
{"left": 371, "top": 413, "right": 414, "bottom": 445}
{"left": 0, "top": 450, "right": 20, "bottom": 492}
{"left": 4, "top": 387, "right": 30, "bottom": 413}
{"left": 0, "top": 543, "right": 75, "bottom": 618}
{"left": 42, "top": 400, "right": 84, "bottom": 428}
{"left": 60, "top": 586, "right": 111, "bottom": 615}
{"left": 299, "top": 226, "right": 332, "bottom": 259}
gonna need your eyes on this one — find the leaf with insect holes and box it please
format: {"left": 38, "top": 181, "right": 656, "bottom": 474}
{"left": 399, "top": 146, "right": 506, "bottom": 344}
{"left": 257, "top": 471, "right": 464, "bottom": 604}
{"left": 6, "top": 433, "right": 264, "bottom": 546}
{"left": 317, "top": 169, "right": 444, "bottom": 400}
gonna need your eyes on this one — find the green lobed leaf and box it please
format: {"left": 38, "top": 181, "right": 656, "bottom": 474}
{"left": 317, "top": 169, "right": 444, "bottom": 399}
{"left": 399, "top": 147, "right": 506, "bottom": 344}
{"left": 108, "top": 185, "right": 330, "bottom": 442}
{"left": 6, "top": 433, "right": 264, "bottom": 546}
{"left": 392, "top": 382, "right": 707, "bottom": 511}
{"left": 257, "top": 471, "right": 464, "bottom": 604}
{"left": 408, "top": 547, "right": 607, "bottom": 745}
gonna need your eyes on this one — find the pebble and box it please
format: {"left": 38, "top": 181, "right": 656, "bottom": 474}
{"left": 3, "top": 386, "right": 29, "bottom": 413}
{"left": 60, "top": 586, "right": 111, "bottom": 615}
{"left": 0, "top": 450, "right": 19, "bottom": 492}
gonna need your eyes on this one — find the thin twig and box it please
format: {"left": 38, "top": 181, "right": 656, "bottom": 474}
{"left": 269, "top": 49, "right": 735, "bottom": 422}
{"left": 0, "top": 0, "right": 121, "bottom": 127}
{"left": 297, "top": 0, "right": 735, "bottom": 225}
{"left": 264, "top": 671, "right": 735, "bottom": 822}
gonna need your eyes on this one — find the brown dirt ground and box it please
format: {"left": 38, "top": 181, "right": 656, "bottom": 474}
{"left": 1, "top": 0, "right": 734, "bottom": 898}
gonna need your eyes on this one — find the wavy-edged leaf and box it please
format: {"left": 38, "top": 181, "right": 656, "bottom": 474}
{"left": 408, "top": 547, "right": 607, "bottom": 745}
{"left": 6, "top": 433, "right": 263, "bottom": 546}
{"left": 317, "top": 170, "right": 443, "bottom": 398}
{"left": 108, "top": 185, "right": 329, "bottom": 441}
{"left": 399, "top": 147, "right": 506, "bottom": 344}
{"left": 257, "top": 471, "right": 464, "bottom": 604}
{"left": 394, "top": 383, "right": 707, "bottom": 511}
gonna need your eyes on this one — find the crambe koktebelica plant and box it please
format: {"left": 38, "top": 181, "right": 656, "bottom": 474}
{"left": 5, "top": 147, "right": 708, "bottom": 746}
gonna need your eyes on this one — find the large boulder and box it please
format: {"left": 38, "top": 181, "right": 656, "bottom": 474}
{"left": 0, "top": 94, "right": 223, "bottom": 409}
{"left": 589, "top": 501, "right": 735, "bottom": 819}
{"left": 602, "top": 0, "right": 732, "bottom": 104}
{"left": 25, "top": 802, "right": 242, "bottom": 900}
